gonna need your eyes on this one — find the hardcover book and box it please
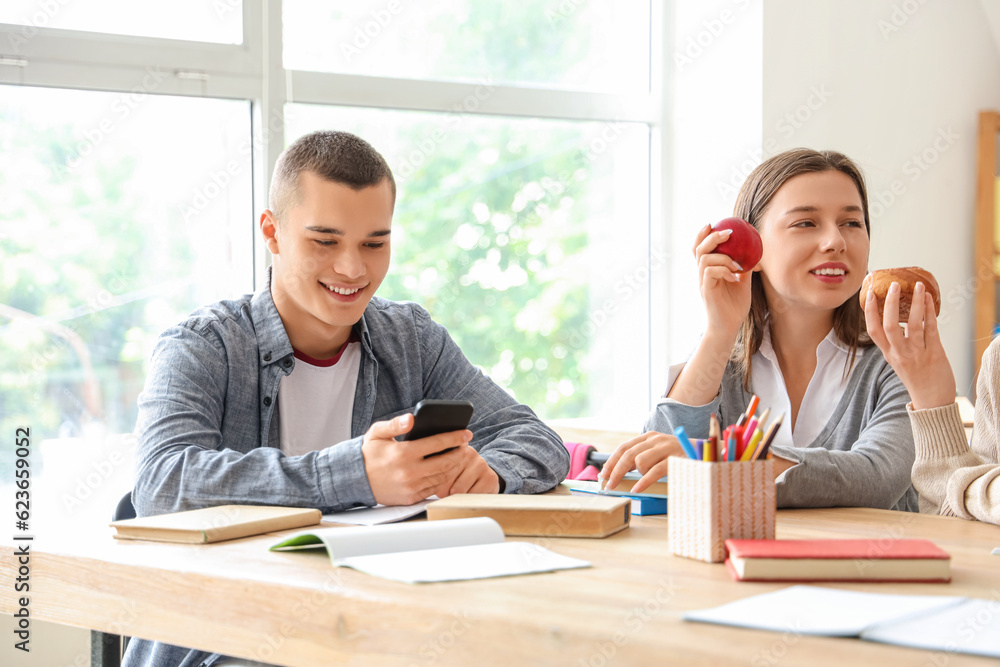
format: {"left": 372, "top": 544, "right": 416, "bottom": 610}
{"left": 724, "top": 538, "right": 951, "bottom": 582}
{"left": 568, "top": 487, "right": 667, "bottom": 516}
{"left": 426, "top": 493, "right": 630, "bottom": 538}
{"left": 607, "top": 471, "right": 668, "bottom": 496}
{"left": 110, "top": 505, "right": 322, "bottom": 544}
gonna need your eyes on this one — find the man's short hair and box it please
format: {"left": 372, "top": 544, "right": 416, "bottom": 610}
{"left": 268, "top": 130, "right": 396, "bottom": 221}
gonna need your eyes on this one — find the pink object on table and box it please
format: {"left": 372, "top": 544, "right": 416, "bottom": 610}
{"left": 564, "top": 441, "right": 600, "bottom": 481}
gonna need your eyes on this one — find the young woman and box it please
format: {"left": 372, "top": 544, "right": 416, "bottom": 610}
{"left": 867, "top": 279, "right": 1000, "bottom": 523}
{"left": 602, "top": 149, "right": 917, "bottom": 511}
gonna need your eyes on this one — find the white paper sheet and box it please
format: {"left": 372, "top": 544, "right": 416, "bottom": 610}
{"left": 683, "top": 585, "right": 964, "bottom": 636}
{"left": 341, "top": 541, "right": 591, "bottom": 583}
{"left": 322, "top": 499, "right": 434, "bottom": 526}
{"left": 861, "top": 598, "right": 1000, "bottom": 657}
{"left": 318, "top": 516, "right": 504, "bottom": 559}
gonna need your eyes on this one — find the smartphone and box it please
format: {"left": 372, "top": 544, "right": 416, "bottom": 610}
{"left": 401, "top": 399, "right": 474, "bottom": 455}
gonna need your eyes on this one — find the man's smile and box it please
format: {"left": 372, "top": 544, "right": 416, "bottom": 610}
{"left": 320, "top": 280, "right": 367, "bottom": 300}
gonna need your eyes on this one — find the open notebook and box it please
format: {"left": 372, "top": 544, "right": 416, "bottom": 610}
{"left": 270, "top": 517, "right": 590, "bottom": 583}
{"left": 684, "top": 585, "right": 1000, "bottom": 658}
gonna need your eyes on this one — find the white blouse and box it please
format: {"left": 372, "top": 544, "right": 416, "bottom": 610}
{"left": 662, "top": 327, "right": 861, "bottom": 450}
{"left": 751, "top": 326, "right": 860, "bottom": 450}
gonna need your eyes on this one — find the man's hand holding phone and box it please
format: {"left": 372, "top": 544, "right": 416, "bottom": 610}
{"left": 361, "top": 400, "right": 500, "bottom": 505}
{"left": 361, "top": 413, "right": 472, "bottom": 506}
{"left": 400, "top": 399, "right": 475, "bottom": 450}
{"left": 446, "top": 445, "right": 501, "bottom": 495}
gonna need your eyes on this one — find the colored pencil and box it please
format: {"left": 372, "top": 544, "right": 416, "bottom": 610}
{"left": 741, "top": 417, "right": 759, "bottom": 449}
{"left": 673, "top": 426, "right": 699, "bottom": 460}
{"left": 708, "top": 413, "right": 720, "bottom": 461}
{"left": 734, "top": 425, "right": 747, "bottom": 459}
{"left": 740, "top": 429, "right": 763, "bottom": 461}
{"left": 752, "top": 414, "right": 784, "bottom": 461}
{"left": 756, "top": 408, "right": 771, "bottom": 433}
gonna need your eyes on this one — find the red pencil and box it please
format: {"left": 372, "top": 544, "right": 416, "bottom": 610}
{"left": 733, "top": 425, "right": 746, "bottom": 459}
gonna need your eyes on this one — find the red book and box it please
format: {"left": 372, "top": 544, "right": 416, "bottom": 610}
{"left": 724, "top": 538, "right": 951, "bottom": 583}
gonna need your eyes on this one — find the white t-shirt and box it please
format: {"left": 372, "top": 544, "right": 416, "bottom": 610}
{"left": 278, "top": 340, "right": 362, "bottom": 457}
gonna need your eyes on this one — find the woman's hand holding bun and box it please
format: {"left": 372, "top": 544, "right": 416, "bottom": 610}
{"left": 864, "top": 268, "right": 956, "bottom": 410}
{"left": 859, "top": 266, "right": 941, "bottom": 322}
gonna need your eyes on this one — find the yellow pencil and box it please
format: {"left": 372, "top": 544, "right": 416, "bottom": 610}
{"left": 740, "top": 429, "right": 763, "bottom": 461}
{"left": 738, "top": 408, "right": 769, "bottom": 461}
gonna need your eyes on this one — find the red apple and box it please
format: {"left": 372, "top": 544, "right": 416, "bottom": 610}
{"left": 710, "top": 217, "right": 763, "bottom": 270}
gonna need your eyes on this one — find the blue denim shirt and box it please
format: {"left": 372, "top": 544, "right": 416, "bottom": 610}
{"left": 124, "top": 271, "right": 569, "bottom": 667}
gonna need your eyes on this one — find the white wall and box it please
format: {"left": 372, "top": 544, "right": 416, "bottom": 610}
{"left": 761, "top": 0, "right": 1000, "bottom": 394}
{"left": 666, "top": 0, "right": 1000, "bottom": 395}
{"left": 665, "top": 0, "right": 764, "bottom": 389}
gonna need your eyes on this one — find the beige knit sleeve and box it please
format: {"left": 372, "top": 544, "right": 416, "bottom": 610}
{"left": 909, "top": 337, "right": 1000, "bottom": 523}
{"left": 908, "top": 402, "right": 977, "bottom": 516}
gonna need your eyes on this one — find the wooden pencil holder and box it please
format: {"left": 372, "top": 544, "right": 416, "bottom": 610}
{"left": 667, "top": 456, "right": 776, "bottom": 563}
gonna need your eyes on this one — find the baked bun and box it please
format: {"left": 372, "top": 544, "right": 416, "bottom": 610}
{"left": 860, "top": 267, "right": 941, "bottom": 322}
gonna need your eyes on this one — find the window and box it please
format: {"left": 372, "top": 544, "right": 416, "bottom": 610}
{"left": 0, "top": 84, "right": 252, "bottom": 529}
{"left": 281, "top": 2, "right": 657, "bottom": 424}
{"left": 0, "top": 0, "right": 243, "bottom": 43}
{"left": 283, "top": 0, "right": 649, "bottom": 93}
{"left": 287, "top": 104, "right": 650, "bottom": 418}
{"left": 0, "top": 4, "right": 661, "bottom": 533}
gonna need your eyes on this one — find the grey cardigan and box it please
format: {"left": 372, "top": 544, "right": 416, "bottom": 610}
{"left": 646, "top": 345, "right": 918, "bottom": 512}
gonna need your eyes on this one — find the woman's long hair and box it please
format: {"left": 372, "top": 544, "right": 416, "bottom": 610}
{"left": 732, "top": 149, "right": 873, "bottom": 390}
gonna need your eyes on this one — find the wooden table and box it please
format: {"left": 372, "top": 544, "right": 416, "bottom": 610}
{"left": 3, "top": 507, "right": 999, "bottom": 666}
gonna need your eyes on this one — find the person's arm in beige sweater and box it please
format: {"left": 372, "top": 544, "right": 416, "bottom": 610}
{"left": 907, "top": 402, "right": 1000, "bottom": 521}
{"left": 866, "top": 281, "right": 1000, "bottom": 524}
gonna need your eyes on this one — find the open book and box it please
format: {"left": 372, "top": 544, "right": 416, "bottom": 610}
{"left": 685, "top": 585, "right": 1000, "bottom": 658}
{"left": 270, "top": 517, "right": 590, "bottom": 583}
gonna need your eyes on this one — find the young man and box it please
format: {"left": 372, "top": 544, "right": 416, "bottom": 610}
{"left": 124, "top": 131, "right": 568, "bottom": 667}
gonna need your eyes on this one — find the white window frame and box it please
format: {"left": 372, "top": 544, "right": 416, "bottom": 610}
{"left": 0, "top": 0, "right": 672, "bottom": 418}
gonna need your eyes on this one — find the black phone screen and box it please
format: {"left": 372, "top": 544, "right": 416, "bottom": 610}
{"left": 401, "top": 399, "right": 474, "bottom": 443}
